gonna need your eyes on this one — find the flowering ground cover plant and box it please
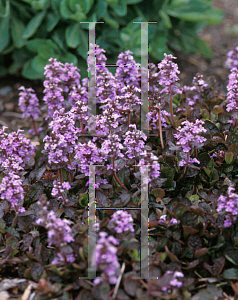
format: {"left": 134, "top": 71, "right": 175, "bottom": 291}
{"left": 2, "top": 44, "right": 238, "bottom": 299}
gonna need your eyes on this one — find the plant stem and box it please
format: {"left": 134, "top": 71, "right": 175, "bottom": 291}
{"left": 80, "top": 120, "right": 86, "bottom": 143}
{"left": 112, "top": 158, "right": 129, "bottom": 191}
{"left": 59, "top": 169, "right": 63, "bottom": 184}
{"left": 31, "top": 117, "right": 40, "bottom": 139}
{"left": 158, "top": 109, "right": 164, "bottom": 149}
{"left": 169, "top": 85, "right": 175, "bottom": 127}
{"left": 67, "top": 154, "right": 73, "bottom": 183}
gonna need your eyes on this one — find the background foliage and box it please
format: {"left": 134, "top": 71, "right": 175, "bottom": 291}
{"left": 0, "top": 0, "right": 223, "bottom": 79}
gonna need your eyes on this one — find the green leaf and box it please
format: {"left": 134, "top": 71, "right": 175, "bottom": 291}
{"left": 224, "top": 248, "right": 238, "bottom": 266}
{"left": 11, "top": 18, "right": 27, "bottom": 48}
{"left": 125, "top": 0, "right": 143, "bottom": 3}
{"left": 65, "top": 23, "right": 81, "bottom": 48}
{"left": 189, "top": 195, "right": 199, "bottom": 202}
{"left": 68, "top": 0, "right": 93, "bottom": 14}
{"left": 26, "top": 38, "right": 46, "bottom": 53}
{"left": 110, "top": 0, "right": 127, "bottom": 17}
{"left": 31, "top": 55, "right": 47, "bottom": 74}
{"left": 0, "top": 16, "right": 9, "bottom": 52}
{"left": 193, "top": 37, "right": 212, "bottom": 59}
{"left": 30, "top": 0, "right": 50, "bottom": 10}
{"left": 225, "top": 152, "right": 233, "bottom": 165}
{"left": 212, "top": 105, "right": 223, "bottom": 115}
{"left": 160, "top": 167, "right": 174, "bottom": 188}
{"left": 52, "top": 27, "right": 66, "bottom": 51}
{"left": 102, "top": 10, "right": 119, "bottom": 29}
{"left": 223, "top": 268, "right": 238, "bottom": 279}
{"left": 22, "top": 58, "right": 44, "bottom": 79}
{"left": 60, "top": 0, "right": 72, "bottom": 19}
{"left": 76, "top": 29, "right": 88, "bottom": 60}
{"left": 166, "top": 1, "right": 223, "bottom": 24}
{"left": 0, "top": 0, "right": 10, "bottom": 18}
{"left": 59, "top": 52, "right": 78, "bottom": 65}
{"left": 46, "top": 12, "right": 60, "bottom": 32}
{"left": 23, "top": 11, "right": 46, "bottom": 39}
{"left": 93, "top": 0, "right": 107, "bottom": 19}
{"left": 159, "top": 10, "right": 172, "bottom": 28}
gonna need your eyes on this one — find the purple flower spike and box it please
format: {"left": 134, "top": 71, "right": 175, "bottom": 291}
{"left": 0, "top": 127, "right": 35, "bottom": 173}
{"left": 226, "top": 67, "right": 238, "bottom": 113}
{"left": 18, "top": 86, "right": 42, "bottom": 120}
{"left": 157, "top": 53, "right": 182, "bottom": 96}
{"left": 43, "top": 58, "right": 65, "bottom": 120}
{"left": 91, "top": 231, "right": 120, "bottom": 285}
{"left": 123, "top": 124, "right": 147, "bottom": 160}
{"left": 173, "top": 120, "right": 207, "bottom": 166}
{"left": 0, "top": 173, "right": 25, "bottom": 211}
{"left": 42, "top": 109, "right": 78, "bottom": 168}
{"left": 115, "top": 50, "right": 140, "bottom": 90}
{"left": 225, "top": 47, "right": 238, "bottom": 70}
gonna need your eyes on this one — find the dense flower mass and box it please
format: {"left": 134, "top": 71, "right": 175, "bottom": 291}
{"left": 0, "top": 173, "right": 25, "bottom": 212}
{"left": 0, "top": 127, "right": 35, "bottom": 173}
{"left": 91, "top": 232, "right": 120, "bottom": 285}
{"left": 109, "top": 210, "right": 134, "bottom": 233}
{"left": 226, "top": 67, "right": 238, "bottom": 113}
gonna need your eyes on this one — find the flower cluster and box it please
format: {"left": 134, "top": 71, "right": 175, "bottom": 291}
{"left": 158, "top": 215, "right": 178, "bottom": 225}
{"left": 42, "top": 109, "right": 78, "bottom": 168}
{"left": 225, "top": 47, "right": 238, "bottom": 70}
{"left": 109, "top": 210, "right": 135, "bottom": 233}
{"left": 74, "top": 141, "right": 104, "bottom": 176}
{"left": 0, "top": 127, "right": 35, "bottom": 173}
{"left": 157, "top": 53, "right": 182, "bottom": 96}
{"left": 18, "top": 86, "right": 42, "bottom": 120}
{"left": 36, "top": 198, "right": 75, "bottom": 264}
{"left": 101, "top": 134, "right": 124, "bottom": 170}
{"left": 173, "top": 120, "right": 207, "bottom": 166}
{"left": 226, "top": 67, "right": 238, "bottom": 113}
{"left": 161, "top": 271, "right": 184, "bottom": 292}
{"left": 43, "top": 58, "right": 65, "bottom": 120}
{"left": 0, "top": 172, "right": 25, "bottom": 212}
{"left": 192, "top": 73, "right": 208, "bottom": 93}
{"left": 115, "top": 50, "right": 140, "bottom": 90}
{"left": 123, "top": 124, "right": 147, "bottom": 160}
{"left": 91, "top": 232, "right": 120, "bottom": 285}
{"left": 61, "top": 62, "right": 81, "bottom": 93}
{"left": 116, "top": 84, "right": 141, "bottom": 112}
{"left": 51, "top": 180, "right": 71, "bottom": 202}
{"left": 217, "top": 186, "right": 238, "bottom": 217}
